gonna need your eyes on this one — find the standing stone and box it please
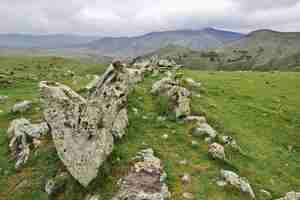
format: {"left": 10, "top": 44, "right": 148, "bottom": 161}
{"left": 40, "top": 61, "right": 130, "bottom": 187}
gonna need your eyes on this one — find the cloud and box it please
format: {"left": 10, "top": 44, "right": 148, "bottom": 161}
{"left": 0, "top": 0, "right": 299, "bottom": 36}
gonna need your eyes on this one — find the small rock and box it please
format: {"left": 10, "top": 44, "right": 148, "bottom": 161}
{"left": 259, "top": 189, "right": 272, "bottom": 199}
{"left": 208, "top": 143, "right": 226, "bottom": 160}
{"left": 85, "top": 194, "right": 100, "bottom": 200}
{"left": 275, "top": 191, "right": 300, "bottom": 200}
{"left": 162, "top": 134, "right": 169, "bottom": 139}
{"left": 11, "top": 100, "right": 32, "bottom": 113}
{"left": 191, "top": 123, "right": 217, "bottom": 139}
{"left": 181, "top": 173, "right": 191, "bottom": 184}
{"left": 216, "top": 180, "right": 227, "bottom": 187}
{"left": 179, "top": 159, "right": 188, "bottom": 165}
{"left": 184, "top": 116, "right": 206, "bottom": 124}
{"left": 182, "top": 192, "right": 195, "bottom": 200}
{"left": 185, "top": 78, "right": 202, "bottom": 88}
{"left": 191, "top": 140, "right": 199, "bottom": 147}
{"left": 0, "top": 95, "right": 8, "bottom": 103}
{"left": 220, "top": 169, "right": 255, "bottom": 199}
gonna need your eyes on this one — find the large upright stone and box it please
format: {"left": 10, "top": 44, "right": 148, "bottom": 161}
{"left": 40, "top": 61, "right": 130, "bottom": 187}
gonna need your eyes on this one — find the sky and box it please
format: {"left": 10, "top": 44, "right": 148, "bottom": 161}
{"left": 1, "top": 0, "right": 300, "bottom": 36}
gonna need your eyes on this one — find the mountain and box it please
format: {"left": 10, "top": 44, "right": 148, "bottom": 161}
{"left": 147, "top": 30, "right": 300, "bottom": 71}
{"left": 82, "top": 28, "right": 244, "bottom": 57}
{"left": 0, "top": 34, "right": 99, "bottom": 48}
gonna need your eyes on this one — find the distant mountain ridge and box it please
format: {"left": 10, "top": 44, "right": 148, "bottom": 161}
{"left": 81, "top": 28, "right": 244, "bottom": 57}
{"left": 0, "top": 34, "right": 99, "bottom": 48}
{"left": 0, "top": 28, "right": 244, "bottom": 57}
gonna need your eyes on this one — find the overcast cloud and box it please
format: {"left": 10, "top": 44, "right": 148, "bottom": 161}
{"left": 1, "top": 0, "right": 300, "bottom": 36}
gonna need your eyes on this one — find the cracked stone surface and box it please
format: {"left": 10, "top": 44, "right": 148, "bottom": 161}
{"left": 40, "top": 61, "right": 131, "bottom": 187}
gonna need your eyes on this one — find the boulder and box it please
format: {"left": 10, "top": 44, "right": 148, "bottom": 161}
{"left": 127, "top": 68, "right": 143, "bottom": 84}
{"left": 208, "top": 143, "right": 225, "bottom": 160}
{"left": 220, "top": 169, "right": 255, "bottom": 199}
{"left": 11, "top": 100, "right": 32, "bottom": 113}
{"left": 275, "top": 191, "right": 300, "bottom": 200}
{"left": 111, "top": 149, "right": 170, "bottom": 200}
{"left": 40, "top": 61, "right": 130, "bottom": 187}
{"left": 7, "top": 118, "right": 49, "bottom": 169}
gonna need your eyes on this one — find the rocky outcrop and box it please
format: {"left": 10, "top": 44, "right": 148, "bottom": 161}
{"left": 111, "top": 149, "right": 170, "bottom": 200}
{"left": 275, "top": 191, "right": 300, "bottom": 200}
{"left": 7, "top": 118, "right": 49, "bottom": 169}
{"left": 219, "top": 169, "right": 256, "bottom": 199}
{"left": 40, "top": 61, "right": 130, "bottom": 187}
{"left": 11, "top": 100, "right": 32, "bottom": 113}
{"left": 151, "top": 75, "right": 191, "bottom": 118}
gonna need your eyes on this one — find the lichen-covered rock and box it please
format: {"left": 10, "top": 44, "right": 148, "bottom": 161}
{"left": 45, "top": 172, "right": 69, "bottom": 198}
{"left": 111, "top": 149, "right": 170, "bottom": 200}
{"left": 191, "top": 122, "right": 217, "bottom": 139}
{"left": 40, "top": 61, "right": 130, "bottom": 187}
{"left": 184, "top": 116, "right": 206, "bottom": 124}
{"left": 275, "top": 191, "right": 300, "bottom": 200}
{"left": 11, "top": 100, "right": 32, "bottom": 113}
{"left": 151, "top": 76, "right": 191, "bottom": 118}
{"left": 220, "top": 169, "right": 255, "bottom": 199}
{"left": 7, "top": 118, "right": 49, "bottom": 169}
{"left": 127, "top": 68, "right": 143, "bottom": 84}
{"left": 208, "top": 143, "right": 225, "bottom": 160}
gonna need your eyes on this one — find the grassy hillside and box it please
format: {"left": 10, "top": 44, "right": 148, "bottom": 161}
{"left": 0, "top": 57, "right": 299, "bottom": 200}
{"left": 147, "top": 30, "right": 300, "bottom": 71}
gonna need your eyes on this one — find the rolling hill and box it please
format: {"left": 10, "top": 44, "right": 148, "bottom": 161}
{"left": 146, "top": 30, "right": 300, "bottom": 71}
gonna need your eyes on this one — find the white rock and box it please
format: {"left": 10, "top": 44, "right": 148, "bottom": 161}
{"left": 220, "top": 169, "right": 255, "bottom": 199}
{"left": 192, "top": 123, "right": 217, "bottom": 139}
{"left": 11, "top": 100, "right": 32, "bottom": 113}
{"left": 275, "top": 191, "right": 300, "bottom": 200}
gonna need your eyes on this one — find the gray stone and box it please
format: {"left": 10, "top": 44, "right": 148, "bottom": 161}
{"left": 7, "top": 118, "right": 49, "bottom": 169}
{"left": 220, "top": 169, "right": 255, "bottom": 199}
{"left": 40, "top": 61, "right": 130, "bottom": 187}
{"left": 181, "top": 173, "right": 191, "bottom": 184}
{"left": 208, "top": 143, "right": 225, "bottom": 160}
{"left": 151, "top": 76, "right": 191, "bottom": 118}
{"left": 192, "top": 123, "right": 217, "bottom": 139}
{"left": 184, "top": 116, "right": 206, "bottom": 125}
{"left": 275, "top": 191, "right": 300, "bottom": 200}
{"left": 11, "top": 100, "right": 32, "bottom": 113}
{"left": 182, "top": 192, "right": 195, "bottom": 200}
{"left": 111, "top": 149, "right": 170, "bottom": 200}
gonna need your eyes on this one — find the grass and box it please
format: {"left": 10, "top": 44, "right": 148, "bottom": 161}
{"left": 0, "top": 56, "right": 299, "bottom": 200}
